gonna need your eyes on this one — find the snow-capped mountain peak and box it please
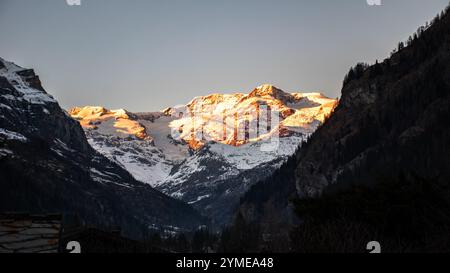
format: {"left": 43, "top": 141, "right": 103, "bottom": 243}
{"left": 164, "top": 85, "right": 337, "bottom": 149}
{"left": 249, "top": 84, "right": 294, "bottom": 102}
{"left": 0, "top": 58, "right": 57, "bottom": 105}
{"left": 69, "top": 106, "right": 149, "bottom": 140}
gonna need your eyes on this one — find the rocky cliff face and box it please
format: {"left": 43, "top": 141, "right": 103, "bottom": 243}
{"left": 0, "top": 58, "right": 207, "bottom": 239}
{"left": 0, "top": 60, "right": 90, "bottom": 154}
{"left": 294, "top": 10, "right": 450, "bottom": 198}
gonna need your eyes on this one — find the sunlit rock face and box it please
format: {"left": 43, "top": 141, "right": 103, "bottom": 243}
{"left": 69, "top": 85, "right": 337, "bottom": 225}
{"left": 69, "top": 106, "right": 150, "bottom": 140}
{"left": 165, "top": 84, "right": 337, "bottom": 149}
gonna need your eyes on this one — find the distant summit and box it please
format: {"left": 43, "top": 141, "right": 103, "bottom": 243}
{"left": 249, "top": 84, "right": 294, "bottom": 102}
{"left": 69, "top": 106, "right": 149, "bottom": 140}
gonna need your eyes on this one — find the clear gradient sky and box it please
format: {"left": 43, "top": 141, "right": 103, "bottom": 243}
{"left": 0, "top": 0, "right": 448, "bottom": 111}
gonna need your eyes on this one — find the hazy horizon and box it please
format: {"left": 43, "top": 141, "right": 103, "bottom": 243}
{"left": 1, "top": 0, "right": 448, "bottom": 112}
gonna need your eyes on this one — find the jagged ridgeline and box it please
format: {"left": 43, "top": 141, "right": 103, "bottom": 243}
{"left": 233, "top": 3, "right": 450, "bottom": 252}
{"left": 0, "top": 58, "right": 208, "bottom": 240}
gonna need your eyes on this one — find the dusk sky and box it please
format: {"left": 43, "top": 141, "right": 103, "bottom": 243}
{"left": 0, "top": 0, "right": 448, "bottom": 111}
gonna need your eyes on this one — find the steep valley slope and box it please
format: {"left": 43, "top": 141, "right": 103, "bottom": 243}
{"left": 0, "top": 57, "right": 207, "bottom": 239}
{"left": 234, "top": 5, "right": 450, "bottom": 252}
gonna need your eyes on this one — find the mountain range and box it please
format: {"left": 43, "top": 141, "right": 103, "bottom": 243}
{"left": 69, "top": 85, "right": 336, "bottom": 225}
{"left": 2, "top": 3, "right": 450, "bottom": 252}
{"left": 0, "top": 55, "right": 336, "bottom": 234}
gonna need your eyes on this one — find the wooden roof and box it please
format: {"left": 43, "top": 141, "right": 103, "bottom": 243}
{"left": 0, "top": 214, "right": 62, "bottom": 253}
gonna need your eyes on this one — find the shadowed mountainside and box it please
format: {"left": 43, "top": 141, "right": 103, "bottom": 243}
{"left": 231, "top": 3, "right": 450, "bottom": 252}
{"left": 0, "top": 58, "right": 207, "bottom": 240}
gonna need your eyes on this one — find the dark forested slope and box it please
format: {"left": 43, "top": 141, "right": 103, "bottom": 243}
{"left": 233, "top": 4, "right": 450, "bottom": 252}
